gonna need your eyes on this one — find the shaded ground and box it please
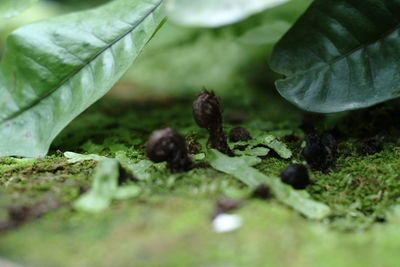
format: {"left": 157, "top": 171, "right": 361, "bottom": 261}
{"left": 1, "top": 90, "right": 400, "bottom": 266}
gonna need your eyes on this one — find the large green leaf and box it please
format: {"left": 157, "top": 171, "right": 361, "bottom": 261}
{"left": 165, "top": 0, "right": 290, "bottom": 27}
{"left": 0, "top": 0, "right": 37, "bottom": 19}
{"left": 237, "top": 0, "right": 312, "bottom": 46}
{"left": 270, "top": 0, "right": 400, "bottom": 113}
{"left": 0, "top": 0, "right": 164, "bottom": 157}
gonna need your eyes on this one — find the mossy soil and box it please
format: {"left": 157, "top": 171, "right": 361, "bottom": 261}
{"left": 1, "top": 91, "right": 400, "bottom": 267}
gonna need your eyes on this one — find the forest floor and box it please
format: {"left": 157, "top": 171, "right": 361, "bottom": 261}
{"left": 1, "top": 89, "right": 400, "bottom": 267}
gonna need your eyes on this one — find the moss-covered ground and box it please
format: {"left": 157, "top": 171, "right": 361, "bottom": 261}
{"left": 1, "top": 89, "right": 400, "bottom": 267}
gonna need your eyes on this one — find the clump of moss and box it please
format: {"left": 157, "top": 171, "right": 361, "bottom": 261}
{"left": 0, "top": 156, "right": 95, "bottom": 206}
{"left": 2, "top": 96, "right": 400, "bottom": 237}
{"left": 308, "top": 145, "right": 400, "bottom": 230}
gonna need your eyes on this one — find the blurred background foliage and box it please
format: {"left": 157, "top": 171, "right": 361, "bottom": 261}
{"left": 0, "top": 0, "right": 312, "bottom": 102}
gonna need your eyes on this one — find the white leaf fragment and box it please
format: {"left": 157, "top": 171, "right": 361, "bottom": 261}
{"left": 212, "top": 213, "right": 243, "bottom": 233}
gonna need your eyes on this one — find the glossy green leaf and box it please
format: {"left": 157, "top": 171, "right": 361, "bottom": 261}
{"left": 165, "top": 0, "right": 290, "bottom": 27}
{"left": 0, "top": 0, "right": 37, "bottom": 19}
{"left": 270, "top": 0, "right": 400, "bottom": 113}
{"left": 0, "top": 0, "right": 164, "bottom": 157}
{"left": 207, "top": 149, "right": 330, "bottom": 219}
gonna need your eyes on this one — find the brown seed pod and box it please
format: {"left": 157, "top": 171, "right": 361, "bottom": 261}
{"left": 146, "top": 128, "right": 193, "bottom": 173}
{"left": 192, "top": 90, "right": 233, "bottom": 156}
{"left": 192, "top": 90, "right": 222, "bottom": 130}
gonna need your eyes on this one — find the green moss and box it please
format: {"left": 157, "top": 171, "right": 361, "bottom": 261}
{"left": 1, "top": 95, "right": 400, "bottom": 266}
{"left": 309, "top": 145, "right": 400, "bottom": 230}
{"left": 2, "top": 198, "right": 400, "bottom": 267}
{"left": 0, "top": 156, "right": 95, "bottom": 205}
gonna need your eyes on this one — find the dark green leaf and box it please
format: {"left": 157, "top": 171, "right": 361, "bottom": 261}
{"left": 0, "top": 0, "right": 164, "bottom": 157}
{"left": 270, "top": 0, "right": 400, "bottom": 113}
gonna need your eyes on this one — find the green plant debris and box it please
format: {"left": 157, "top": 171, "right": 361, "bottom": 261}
{"left": 206, "top": 149, "right": 330, "bottom": 219}
{"left": 232, "top": 133, "right": 292, "bottom": 159}
{"left": 74, "top": 159, "right": 140, "bottom": 213}
{"left": 261, "top": 135, "right": 292, "bottom": 159}
{"left": 115, "top": 151, "right": 163, "bottom": 181}
{"left": 234, "top": 146, "right": 270, "bottom": 157}
{"left": 64, "top": 152, "right": 108, "bottom": 163}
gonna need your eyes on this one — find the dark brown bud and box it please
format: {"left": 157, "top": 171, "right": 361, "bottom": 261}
{"left": 146, "top": 128, "right": 193, "bottom": 173}
{"left": 192, "top": 90, "right": 222, "bottom": 130}
{"left": 192, "top": 90, "right": 233, "bottom": 156}
{"left": 229, "top": 127, "right": 252, "bottom": 142}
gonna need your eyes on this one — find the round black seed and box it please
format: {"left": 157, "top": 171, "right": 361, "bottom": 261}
{"left": 280, "top": 164, "right": 310, "bottom": 190}
{"left": 192, "top": 90, "right": 233, "bottom": 156}
{"left": 229, "top": 127, "right": 252, "bottom": 142}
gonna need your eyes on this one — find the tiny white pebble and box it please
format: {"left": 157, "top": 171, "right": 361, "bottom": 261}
{"left": 212, "top": 213, "right": 242, "bottom": 233}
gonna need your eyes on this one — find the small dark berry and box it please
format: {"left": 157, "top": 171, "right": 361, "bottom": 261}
{"left": 281, "top": 164, "right": 310, "bottom": 189}
{"left": 229, "top": 127, "right": 252, "bottom": 142}
{"left": 251, "top": 184, "right": 271, "bottom": 199}
{"left": 375, "top": 217, "right": 386, "bottom": 223}
{"left": 146, "top": 128, "right": 193, "bottom": 173}
{"left": 358, "top": 139, "right": 383, "bottom": 155}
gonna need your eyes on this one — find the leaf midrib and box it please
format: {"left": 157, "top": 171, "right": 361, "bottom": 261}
{"left": 0, "top": 0, "right": 163, "bottom": 125}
